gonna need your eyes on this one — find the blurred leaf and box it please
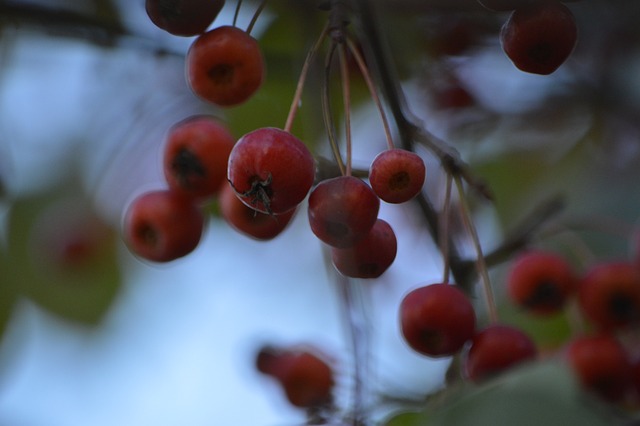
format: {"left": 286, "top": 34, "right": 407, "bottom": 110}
{"left": 385, "top": 361, "right": 623, "bottom": 426}
{"left": 4, "top": 187, "right": 121, "bottom": 325}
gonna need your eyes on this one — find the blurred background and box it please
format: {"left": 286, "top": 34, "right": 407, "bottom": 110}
{"left": 1, "top": 0, "right": 640, "bottom": 425}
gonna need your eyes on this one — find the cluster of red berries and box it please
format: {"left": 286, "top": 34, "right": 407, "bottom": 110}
{"left": 477, "top": 0, "right": 580, "bottom": 75}
{"left": 400, "top": 248, "right": 640, "bottom": 404}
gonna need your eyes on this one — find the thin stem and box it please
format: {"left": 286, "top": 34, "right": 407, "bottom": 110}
{"left": 346, "top": 37, "right": 395, "bottom": 151}
{"left": 284, "top": 22, "right": 330, "bottom": 134}
{"left": 454, "top": 175, "right": 498, "bottom": 323}
{"left": 232, "top": 0, "right": 243, "bottom": 27}
{"left": 440, "top": 173, "right": 453, "bottom": 284}
{"left": 322, "top": 42, "right": 346, "bottom": 175}
{"left": 246, "top": 0, "right": 268, "bottom": 36}
{"left": 338, "top": 42, "right": 353, "bottom": 176}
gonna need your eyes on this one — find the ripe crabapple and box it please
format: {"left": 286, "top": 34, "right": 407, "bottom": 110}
{"left": 368, "top": 149, "right": 426, "bottom": 204}
{"left": 145, "top": 0, "right": 225, "bottom": 36}
{"left": 506, "top": 251, "right": 577, "bottom": 315}
{"left": 400, "top": 283, "right": 476, "bottom": 357}
{"left": 500, "top": 1, "right": 578, "bottom": 75}
{"left": 186, "top": 25, "right": 264, "bottom": 107}
{"left": 464, "top": 324, "right": 537, "bottom": 382}
{"left": 308, "top": 176, "right": 380, "bottom": 248}
{"left": 227, "top": 127, "right": 315, "bottom": 215}
{"left": 123, "top": 189, "right": 204, "bottom": 262}
{"left": 256, "top": 345, "right": 334, "bottom": 409}
{"left": 566, "top": 334, "right": 632, "bottom": 402}
{"left": 578, "top": 261, "right": 640, "bottom": 331}
{"left": 163, "top": 115, "right": 235, "bottom": 202}
{"left": 219, "top": 182, "right": 296, "bottom": 241}
{"left": 331, "top": 218, "right": 397, "bottom": 279}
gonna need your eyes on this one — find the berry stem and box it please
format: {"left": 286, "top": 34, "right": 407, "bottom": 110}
{"left": 284, "top": 22, "right": 330, "bottom": 134}
{"left": 322, "top": 42, "right": 346, "bottom": 176}
{"left": 246, "top": 0, "right": 268, "bottom": 36}
{"left": 454, "top": 175, "right": 498, "bottom": 323}
{"left": 232, "top": 0, "right": 243, "bottom": 27}
{"left": 346, "top": 37, "right": 395, "bottom": 151}
{"left": 440, "top": 173, "right": 453, "bottom": 284}
{"left": 338, "top": 42, "right": 353, "bottom": 176}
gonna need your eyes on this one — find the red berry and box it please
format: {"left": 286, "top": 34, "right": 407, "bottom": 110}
{"left": 506, "top": 251, "right": 577, "bottom": 315}
{"left": 308, "top": 176, "right": 380, "bottom": 248}
{"left": 186, "top": 25, "right": 264, "bottom": 107}
{"left": 123, "top": 190, "right": 204, "bottom": 262}
{"left": 331, "top": 218, "right": 397, "bottom": 278}
{"left": 219, "top": 182, "right": 296, "bottom": 241}
{"left": 464, "top": 324, "right": 537, "bottom": 382}
{"left": 256, "top": 346, "right": 334, "bottom": 409}
{"left": 500, "top": 2, "right": 578, "bottom": 75}
{"left": 227, "top": 128, "right": 315, "bottom": 215}
{"left": 369, "top": 149, "right": 426, "bottom": 204}
{"left": 566, "top": 334, "right": 632, "bottom": 402}
{"left": 145, "top": 0, "right": 225, "bottom": 36}
{"left": 163, "top": 115, "right": 235, "bottom": 201}
{"left": 578, "top": 261, "right": 640, "bottom": 331}
{"left": 400, "top": 284, "right": 476, "bottom": 358}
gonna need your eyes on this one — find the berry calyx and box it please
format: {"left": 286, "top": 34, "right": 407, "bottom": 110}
{"left": 307, "top": 176, "right": 380, "bottom": 248}
{"left": 227, "top": 127, "right": 315, "bottom": 215}
{"left": 400, "top": 283, "right": 476, "bottom": 357}
{"left": 500, "top": 1, "right": 578, "bottom": 75}
{"left": 219, "top": 182, "right": 296, "bottom": 241}
{"left": 145, "top": 0, "right": 225, "bottom": 36}
{"left": 331, "top": 218, "right": 397, "bottom": 278}
{"left": 368, "top": 149, "right": 426, "bottom": 204}
{"left": 578, "top": 261, "right": 640, "bottom": 331}
{"left": 464, "top": 324, "right": 537, "bottom": 382}
{"left": 122, "top": 189, "right": 205, "bottom": 262}
{"left": 506, "top": 251, "right": 577, "bottom": 315}
{"left": 186, "top": 25, "right": 264, "bottom": 107}
{"left": 566, "top": 334, "right": 632, "bottom": 402}
{"left": 256, "top": 345, "right": 335, "bottom": 409}
{"left": 163, "top": 115, "right": 235, "bottom": 201}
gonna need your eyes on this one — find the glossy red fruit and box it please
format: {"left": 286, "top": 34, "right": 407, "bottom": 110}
{"left": 578, "top": 261, "right": 640, "bottom": 331}
{"left": 500, "top": 2, "right": 578, "bottom": 75}
{"left": 145, "top": 0, "right": 225, "bottom": 36}
{"left": 227, "top": 128, "right": 315, "bottom": 215}
{"left": 163, "top": 115, "right": 235, "bottom": 201}
{"left": 331, "top": 218, "right": 397, "bottom": 278}
{"left": 219, "top": 182, "right": 296, "bottom": 241}
{"left": 123, "top": 190, "right": 204, "bottom": 262}
{"left": 464, "top": 324, "right": 537, "bottom": 382}
{"left": 256, "top": 345, "right": 334, "bottom": 408}
{"left": 506, "top": 251, "right": 577, "bottom": 315}
{"left": 186, "top": 25, "right": 264, "bottom": 107}
{"left": 400, "top": 284, "right": 476, "bottom": 357}
{"left": 308, "top": 176, "right": 380, "bottom": 248}
{"left": 566, "top": 334, "right": 632, "bottom": 402}
{"left": 369, "top": 149, "right": 426, "bottom": 204}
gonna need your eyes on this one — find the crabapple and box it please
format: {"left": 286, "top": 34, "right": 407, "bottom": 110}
{"left": 400, "top": 283, "right": 476, "bottom": 357}
{"left": 186, "top": 25, "right": 264, "bottom": 106}
{"left": 122, "top": 189, "right": 204, "bottom": 262}
{"left": 331, "top": 218, "right": 397, "bottom": 278}
{"left": 308, "top": 176, "right": 380, "bottom": 248}
{"left": 369, "top": 149, "right": 426, "bottom": 204}
{"left": 464, "top": 324, "right": 537, "bottom": 382}
{"left": 219, "top": 182, "right": 296, "bottom": 241}
{"left": 163, "top": 115, "right": 235, "bottom": 201}
{"left": 145, "top": 0, "right": 225, "bottom": 36}
{"left": 500, "top": 1, "right": 578, "bottom": 75}
{"left": 227, "top": 127, "right": 315, "bottom": 215}
{"left": 506, "top": 251, "right": 577, "bottom": 315}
